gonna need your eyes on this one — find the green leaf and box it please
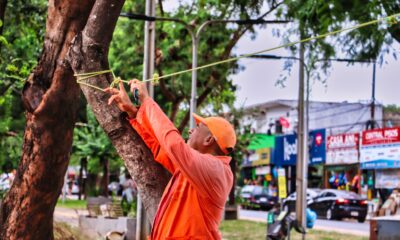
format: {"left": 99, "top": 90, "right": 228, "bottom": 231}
{"left": 0, "top": 36, "right": 8, "bottom": 45}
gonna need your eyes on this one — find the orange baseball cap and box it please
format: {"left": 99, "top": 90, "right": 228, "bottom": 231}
{"left": 193, "top": 113, "right": 237, "bottom": 155}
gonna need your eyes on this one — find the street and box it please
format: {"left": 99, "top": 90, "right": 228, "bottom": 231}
{"left": 239, "top": 209, "right": 369, "bottom": 236}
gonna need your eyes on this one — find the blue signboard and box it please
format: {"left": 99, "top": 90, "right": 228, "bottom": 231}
{"left": 309, "top": 129, "right": 326, "bottom": 165}
{"left": 274, "top": 134, "right": 297, "bottom": 166}
{"left": 274, "top": 129, "right": 326, "bottom": 166}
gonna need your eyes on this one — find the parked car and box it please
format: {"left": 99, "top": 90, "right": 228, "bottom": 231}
{"left": 282, "top": 188, "right": 321, "bottom": 213}
{"left": 309, "top": 189, "right": 368, "bottom": 222}
{"left": 240, "top": 185, "right": 277, "bottom": 210}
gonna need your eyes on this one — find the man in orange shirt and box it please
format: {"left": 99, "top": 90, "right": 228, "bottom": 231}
{"left": 106, "top": 80, "right": 236, "bottom": 239}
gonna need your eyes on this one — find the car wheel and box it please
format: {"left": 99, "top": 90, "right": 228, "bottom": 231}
{"left": 357, "top": 217, "right": 366, "bottom": 223}
{"left": 326, "top": 209, "right": 334, "bottom": 220}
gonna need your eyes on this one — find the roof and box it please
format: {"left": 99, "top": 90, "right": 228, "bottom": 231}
{"left": 244, "top": 99, "right": 383, "bottom": 113}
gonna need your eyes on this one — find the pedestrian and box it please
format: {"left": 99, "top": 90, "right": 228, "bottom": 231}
{"left": 105, "top": 80, "right": 236, "bottom": 240}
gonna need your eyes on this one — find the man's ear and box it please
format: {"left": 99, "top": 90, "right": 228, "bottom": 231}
{"left": 203, "top": 134, "right": 215, "bottom": 147}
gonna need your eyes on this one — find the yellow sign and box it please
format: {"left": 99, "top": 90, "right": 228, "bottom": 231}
{"left": 278, "top": 168, "right": 287, "bottom": 199}
{"left": 251, "top": 148, "right": 270, "bottom": 166}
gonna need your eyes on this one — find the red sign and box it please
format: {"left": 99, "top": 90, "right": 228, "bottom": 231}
{"left": 327, "top": 133, "right": 359, "bottom": 150}
{"left": 362, "top": 127, "right": 400, "bottom": 146}
{"left": 279, "top": 117, "right": 290, "bottom": 129}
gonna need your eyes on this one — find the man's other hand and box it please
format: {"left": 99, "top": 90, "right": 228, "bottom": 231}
{"left": 105, "top": 82, "right": 138, "bottom": 118}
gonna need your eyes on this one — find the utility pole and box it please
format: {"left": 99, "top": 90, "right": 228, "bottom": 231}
{"left": 370, "top": 61, "right": 376, "bottom": 129}
{"left": 295, "top": 30, "right": 308, "bottom": 233}
{"left": 136, "top": 0, "right": 156, "bottom": 239}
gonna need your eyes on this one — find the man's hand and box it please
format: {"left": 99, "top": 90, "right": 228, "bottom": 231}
{"left": 129, "top": 79, "right": 149, "bottom": 103}
{"left": 105, "top": 82, "right": 138, "bottom": 118}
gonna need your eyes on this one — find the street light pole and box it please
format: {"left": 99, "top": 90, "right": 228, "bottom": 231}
{"left": 296, "top": 36, "right": 308, "bottom": 231}
{"left": 137, "top": 1, "right": 156, "bottom": 239}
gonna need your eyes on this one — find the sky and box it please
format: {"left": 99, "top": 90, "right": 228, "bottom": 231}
{"left": 231, "top": 26, "right": 400, "bottom": 108}
{"left": 163, "top": 1, "right": 400, "bottom": 108}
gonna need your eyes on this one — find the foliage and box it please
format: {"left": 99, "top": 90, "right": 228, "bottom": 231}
{"left": 72, "top": 106, "right": 123, "bottom": 175}
{"left": 274, "top": 0, "right": 400, "bottom": 85}
{"left": 384, "top": 104, "right": 400, "bottom": 114}
{"left": 0, "top": 0, "right": 47, "bottom": 172}
{"left": 110, "top": 0, "right": 281, "bottom": 130}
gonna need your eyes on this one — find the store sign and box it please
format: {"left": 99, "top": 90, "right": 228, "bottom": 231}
{"left": 277, "top": 168, "right": 287, "bottom": 199}
{"left": 274, "top": 129, "right": 326, "bottom": 166}
{"left": 309, "top": 129, "right": 326, "bottom": 165}
{"left": 375, "top": 169, "right": 400, "bottom": 188}
{"left": 326, "top": 133, "right": 359, "bottom": 165}
{"left": 275, "top": 134, "right": 297, "bottom": 166}
{"left": 249, "top": 148, "right": 271, "bottom": 166}
{"left": 255, "top": 166, "right": 271, "bottom": 175}
{"left": 360, "top": 127, "right": 400, "bottom": 169}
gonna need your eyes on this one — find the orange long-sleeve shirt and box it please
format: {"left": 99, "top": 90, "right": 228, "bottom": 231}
{"left": 129, "top": 97, "right": 233, "bottom": 240}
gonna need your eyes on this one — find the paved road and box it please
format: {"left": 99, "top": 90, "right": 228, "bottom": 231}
{"left": 239, "top": 209, "right": 369, "bottom": 236}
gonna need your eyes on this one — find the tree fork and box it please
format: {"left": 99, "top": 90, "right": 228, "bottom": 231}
{"left": 66, "top": 0, "right": 170, "bottom": 223}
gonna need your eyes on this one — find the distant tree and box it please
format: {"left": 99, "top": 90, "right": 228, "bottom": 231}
{"left": 275, "top": 1, "right": 400, "bottom": 84}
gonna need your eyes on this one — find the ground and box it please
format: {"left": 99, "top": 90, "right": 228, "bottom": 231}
{"left": 54, "top": 203, "right": 369, "bottom": 240}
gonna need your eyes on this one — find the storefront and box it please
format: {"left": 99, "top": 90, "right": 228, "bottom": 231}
{"left": 308, "top": 129, "right": 326, "bottom": 188}
{"left": 360, "top": 127, "right": 400, "bottom": 200}
{"left": 274, "top": 129, "right": 327, "bottom": 194}
{"left": 324, "top": 132, "right": 360, "bottom": 193}
{"left": 240, "top": 134, "right": 275, "bottom": 186}
{"left": 274, "top": 134, "right": 297, "bottom": 195}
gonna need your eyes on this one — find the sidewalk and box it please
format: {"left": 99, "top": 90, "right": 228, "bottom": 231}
{"left": 239, "top": 213, "right": 369, "bottom": 237}
{"left": 54, "top": 207, "right": 87, "bottom": 227}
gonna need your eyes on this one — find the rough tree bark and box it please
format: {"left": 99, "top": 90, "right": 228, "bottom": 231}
{"left": 1, "top": 0, "right": 170, "bottom": 239}
{"left": 66, "top": 0, "right": 170, "bottom": 223}
{"left": 0, "top": 1, "right": 95, "bottom": 239}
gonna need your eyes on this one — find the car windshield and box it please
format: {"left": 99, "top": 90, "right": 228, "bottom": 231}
{"left": 337, "top": 191, "right": 360, "bottom": 199}
{"left": 241, "top": 185, "right": 255, "bottom": 193}
{"left": 253, "top": 186, "right": 263, "bottom": 195}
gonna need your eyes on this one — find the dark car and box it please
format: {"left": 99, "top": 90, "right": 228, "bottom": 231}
{"left": 240, "top": 185, "right": 277, "bottom": 210}
{"left": 282, "top": 188, "right": 321, "bottom": 213}
{"left": 309, "top": 189, "right": 368, "bottom": 222}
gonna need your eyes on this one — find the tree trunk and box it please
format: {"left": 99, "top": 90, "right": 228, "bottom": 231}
{"left": 0, "top": 1, "right": 95, "bottom": 239}
{"left": 66, "top": 0, "right": 170, "bottom": 223}
{"left": 100, "top": 157, "right": 109, "bottom": 197}
{"left": 228, "top": 158, "right": 237, "bottom": 205}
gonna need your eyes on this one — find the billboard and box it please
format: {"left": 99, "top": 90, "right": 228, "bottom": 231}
{"left": 326, "top": 133, "right": 359, "bottom": 165}
{"left": 274, "top": 134, "right": 297, "bottom": 166}
{"left": 248, "top": 148, "right": 271, "bottom": 166}
{"left": 360, "top": 127, "right": 400, "bottom": 169}
{"left": 242, "top": 134, "right": 275, "bottom": 167}
{"left": 274, "top": 130, "right": 326, "bottom": 166}
{"left": 309, "top": 129, "right": 326, "bottom": 165}
{"left": 375, "top": 169, "right": 400, "bottom": 188}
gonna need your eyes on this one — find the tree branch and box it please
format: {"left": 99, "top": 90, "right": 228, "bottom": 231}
{"left": 67, "top": 0, "right": 170, "bottom": 223}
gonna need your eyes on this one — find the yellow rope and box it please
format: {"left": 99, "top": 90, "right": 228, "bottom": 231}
{"left": 74, "top": 13, "right": 400, "bottom": 91}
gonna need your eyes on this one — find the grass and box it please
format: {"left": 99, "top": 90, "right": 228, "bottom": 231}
{"left": 220, "top": 220, "right": 369, "bottom": 240}
{"left": 56, "top": 199, "right": 87, "bottom": 209}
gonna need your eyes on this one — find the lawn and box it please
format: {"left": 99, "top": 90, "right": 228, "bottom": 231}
{"left": 220, "top": 220, "right": 369, "bottom": 240}
{"left": 56, "top": 199, "right": 87, "bottom": 209}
